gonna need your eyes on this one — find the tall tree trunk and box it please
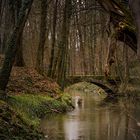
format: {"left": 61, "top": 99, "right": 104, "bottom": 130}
{"left": 47, "top": 0, "right": 58, "bottom": 77}
{"left": 89, "top": 11, "right": 95, "bottom": 75}
{"left": 15, "top": 34, "right": 25, "bottom": 66}
{"left": 129, "top": 0, "right": 140, "bottom": 60}
{"left": 75, "top": 14, "right": 87, "bottom": 75}
{"left": 93, "top": 0, "right": 97, "bottom": 75}
{"left": 36, "top": 0, "right": 47, "bottom": 74}
{"left": 0, "top": 0, "right": 34, "bottom": 98}
{"left": 57, "top": 0, "right": 72, "bottom": 90}
{"left": 14, "top": 0, "right": 25, "bottom": 66}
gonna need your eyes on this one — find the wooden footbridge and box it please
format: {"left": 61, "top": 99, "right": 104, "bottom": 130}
{"left": 65, "top": 75, "right": 121, "bottom": 95}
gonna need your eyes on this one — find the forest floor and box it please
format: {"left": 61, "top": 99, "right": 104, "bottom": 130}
{"left": 0, "top": 67, "right": 74, "bottom": 140}
{"left": 7, "top": 67, "right": 61, "bottom": 97}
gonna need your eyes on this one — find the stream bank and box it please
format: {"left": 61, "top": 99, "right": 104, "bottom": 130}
{"left": 0, "top": 93, "right": 73, "bottom": 140}
{"left": 0, "top": 67, "right": 74, "bottom": 139}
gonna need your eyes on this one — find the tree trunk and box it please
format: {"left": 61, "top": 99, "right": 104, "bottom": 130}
{"left": 129, "top": 0, "right": 140, "bottom": 60}
{"left": 0, "top": 0, "right": 34, "bottom": 97}
{"left": 47, "top": 0, "right": 58, "bottom": 77}
{"left": 36, "top": 0, "right": 47, "bottom": 74}
{"left": 93, "top": 0, "right": 97, "bottom": 75}
{"left": 76, "top": 14, "right": 88, "bottom": 75}
{"left": 14, "top": 35, "right": 25, "bottom": 66}
{"left": 14, "top": 0, "right": 25, "bottom": 67}
{"left": 57, "top": 0, "right": 72, "bottom": 90}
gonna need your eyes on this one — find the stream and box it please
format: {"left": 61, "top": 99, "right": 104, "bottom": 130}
{"left": 40, "top": 84, "right": 140, "bottom": 140}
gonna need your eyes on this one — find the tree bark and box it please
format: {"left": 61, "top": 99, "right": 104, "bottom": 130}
{"left": 47, "top": 0, "right": 58, "bottom": 77}
{"left": 129, "top": 0, "right": 140, "bottom": 60}
{"left": 57, "top": 0, "right": 72, "bottom": 90}
{"left": 15, "top": 35, "right": 25, "bottom": 67}
{"left": 14, "top": 0, "right": 25, "bottom": 67}
{"left": 0, "top": 0, "right": 34, "bottom": 97}
{"left": 36, "top": 0, "right": 47, "bottom": 74}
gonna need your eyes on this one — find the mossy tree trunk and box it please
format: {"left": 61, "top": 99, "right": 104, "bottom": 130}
{"left": 0, "top": 0, "right": 34, "bottom": 97}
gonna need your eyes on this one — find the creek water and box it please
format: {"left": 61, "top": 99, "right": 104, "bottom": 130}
{"left": 40, "top": 88, "right": 140, "bottom": 140}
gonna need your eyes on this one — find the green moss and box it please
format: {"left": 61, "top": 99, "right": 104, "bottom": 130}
{"left": 0, "top": 93, "right": 73, "bottom": 139}
{"left": 8, "top": 94, "right": 73, "bottom": 127}
{"left": 0, "top": 100, "right": 44, "bottom": 140}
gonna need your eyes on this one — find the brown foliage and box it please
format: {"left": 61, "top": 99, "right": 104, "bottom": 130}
{"left": 7, "top": 67, "right": 61, "bottom": 96}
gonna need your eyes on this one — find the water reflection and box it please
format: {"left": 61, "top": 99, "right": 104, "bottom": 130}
{"left": 40, "top": 90, "right": 140, "bottom": 140}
